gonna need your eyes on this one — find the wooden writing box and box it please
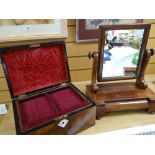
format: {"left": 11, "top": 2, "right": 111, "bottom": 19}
{"left": 0, "top": 41, "right": 96, "bottom": 135}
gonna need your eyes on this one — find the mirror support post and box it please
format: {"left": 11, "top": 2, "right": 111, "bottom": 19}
{"left": 136, "top": 49, "right": 154, "bottom": 89}
{"left": 88, "top": 51, "right": 99, "bottom": 93}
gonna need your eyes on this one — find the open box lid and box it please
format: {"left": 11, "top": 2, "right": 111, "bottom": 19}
{"left": 0, "top": 41, "right": 71, "bottom": 99}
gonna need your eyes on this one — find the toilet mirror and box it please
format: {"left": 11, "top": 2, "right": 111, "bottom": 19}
{"left": 98, "top": 24, "right": 150, "bottom": 81}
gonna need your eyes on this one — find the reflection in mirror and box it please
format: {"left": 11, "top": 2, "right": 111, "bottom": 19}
{"left": 102, "top": 29, "right": 144, "bottom": 78}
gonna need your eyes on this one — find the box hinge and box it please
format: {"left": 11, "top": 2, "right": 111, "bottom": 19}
{"left": 29, "top": 44, "right": 40, "bottom": 48}
{"left": 18, "top": 94, "right": 27, "bottom": 100}
{"left": 60, "top": 83, "right": 67, "bottom": 87}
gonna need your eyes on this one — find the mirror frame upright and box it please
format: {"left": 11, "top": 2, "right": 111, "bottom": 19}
{"left": 98, "top": 24, "right": 151, "bottom": 82}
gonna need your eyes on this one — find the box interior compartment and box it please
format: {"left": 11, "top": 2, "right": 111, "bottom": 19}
{"left": 3, "top": 43, "right": 69, "bottom": 96}
{"left": 16, "top": 86, "right": 91, "bottom": 133}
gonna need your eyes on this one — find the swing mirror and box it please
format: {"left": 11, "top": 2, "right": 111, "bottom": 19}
{"left": 98, "top": 24, "right": 151, "bottom": 81}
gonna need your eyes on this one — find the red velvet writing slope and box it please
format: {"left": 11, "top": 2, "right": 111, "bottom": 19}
{"left": 3, "top": 43, "right": 91, "bottom": 133}
{"left": 3, "top": 44, "right": 69, "bottom": 96}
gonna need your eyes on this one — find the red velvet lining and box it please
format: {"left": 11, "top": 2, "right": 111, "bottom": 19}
{"left": 17, "top": 87, "right": 90, "bottom": 132}
{"left": 3, "top": 44, "right": 69, "bottom": 96}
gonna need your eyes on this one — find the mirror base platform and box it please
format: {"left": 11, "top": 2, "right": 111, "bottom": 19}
{"left": 86, "top": 82, "right": 155, "bottom": 119}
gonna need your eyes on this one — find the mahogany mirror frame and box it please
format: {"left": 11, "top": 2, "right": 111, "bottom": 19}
{"left": 98, "top": 23, "right": 151, "bottom": 82}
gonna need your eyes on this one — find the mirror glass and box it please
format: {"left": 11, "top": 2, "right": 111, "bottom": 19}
{"left": 102, "top": 29, "right": 145, "bottom": 78}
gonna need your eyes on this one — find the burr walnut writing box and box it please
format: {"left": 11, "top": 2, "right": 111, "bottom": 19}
{"left": 0, "top": 41, "right": 96, "bottom": 135}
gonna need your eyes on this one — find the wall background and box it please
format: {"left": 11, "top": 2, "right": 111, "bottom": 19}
{"left": 0, "top": 19, "right": 155, "bottom": 104}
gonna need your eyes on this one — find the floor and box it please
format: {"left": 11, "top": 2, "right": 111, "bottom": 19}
{"left": 1, "top": 74, "right": 155, "bottom": 135}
